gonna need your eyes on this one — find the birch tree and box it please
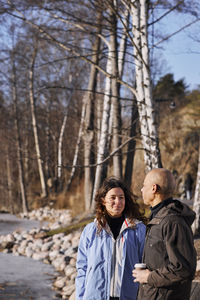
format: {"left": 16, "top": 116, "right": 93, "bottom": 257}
{"left": 91, "top": 50, "right": 112, "bottom": 209}
{"left": 130, "top": 0, "right": 162, "bottom": 171}
{"left": 29, "top": 43, "right": 47, "bottom": 198}
{"left": 83, "top": 11, "right": 102, "bottom": 209}
{"left": 6, "top": 145, "right": 14, "bottom": 213}
{"left": 124, "top": 97, "right": 138, "bottom": 186}
{"left": 109, "top": 0, "right": 123, "bottom": 178}
{"left": 58, "top": 114, "right": 67, "bottom": 181}
{"left": 12, "top": 55, "right": 28, "bottom": 213}
{"left": 192, "top": 136, "right": 200, "bottom": 234}
{"left": 66, "top": 100, "right": 86, "bottom": 191}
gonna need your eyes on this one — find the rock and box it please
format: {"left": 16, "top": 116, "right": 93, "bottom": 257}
{"left": 64, "top": 266, "right": 76, "bottom": 278}
{"left": 0, "top": 241, "right": 14, "bottom": 250}
{"left": 196, "top": 260, "right": 200, "bottom": 272}
{"left": 62, "top": 282, "right": 75, "bottom": 296}
{"left": 69, "top": 290, "right": 75, "bottom": 300}
{"left": 69, "top": 257, "right": 76, "bottom": 267}
{"left": 54, "top": 276, "right": 67, "bottom": 289}
{"left": 32, "top": 251, "right": 49, "bottom": 261}
{"left": 0, "top": 206, "right": 83, "bottom": 299}
{"left": 41, "top": 240, "right": 54, "bottom": 252}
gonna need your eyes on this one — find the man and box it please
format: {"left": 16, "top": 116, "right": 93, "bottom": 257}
{"left": 132, "top": 168, "right": 197, "bottom": 300}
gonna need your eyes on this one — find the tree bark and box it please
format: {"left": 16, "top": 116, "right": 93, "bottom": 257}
{"left": 91, "top": 50, "right": 112, "bottom": 210}
{"left": 66, "top": 100, "right": 86, "bottom": 191}
{"left": 29, "top": 45, "right": 47, "bottom": 198}
{"left": 140, "top": 0, "right": 162, "bottom": 168}
{"left": 110, "top": 0, "right": 122, "bottom": 178}
{"left": 6, "top": 150, "right": 14, "bottom": 213}
{"left": 131, "top": 0, "right": 162, "bottom": 171}
{"left": 192, "top": 135, "right": 200, "bottom": 234}
{"left": 45, "top": 98, "right": 51, "bottom": 180}
{"left": 83, "top": 11, "right": 102, "bottom": 210}
{"left": 124, "top": 98, "right": 138, "bottom": 187}
{"left": 58, "top": 114, "right": 67, "bottom": 180}
{"left": 12, "top": 59, "right": 28, "bottom": 213}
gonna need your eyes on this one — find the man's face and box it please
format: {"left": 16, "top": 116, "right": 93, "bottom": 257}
{"left": 141, "top": 174, "right": 154, "bottom": 206}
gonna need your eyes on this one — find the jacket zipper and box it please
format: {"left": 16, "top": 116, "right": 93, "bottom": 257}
{"left": 111, "top": 238, "right": 117, "bottom": 296}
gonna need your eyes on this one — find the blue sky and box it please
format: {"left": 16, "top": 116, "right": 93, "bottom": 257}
{"left": 155, "top": 11, "right": 200, "bottom": 91}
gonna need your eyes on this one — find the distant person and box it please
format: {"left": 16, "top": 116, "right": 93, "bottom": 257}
{"left": 184, "top": 173, "right": 193, "bottom": 201}
{"left": 76, "top": 177, "right": 146, "bottom": 300}
{"left": 132, "top": 168, "right": 196, "bottom": 300}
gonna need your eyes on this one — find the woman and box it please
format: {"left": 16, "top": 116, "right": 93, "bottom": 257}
{"left": 75, "top": 177, "right": 146, "bottom": 300}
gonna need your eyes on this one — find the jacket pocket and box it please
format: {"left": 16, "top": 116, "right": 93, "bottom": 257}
{"left": 138, "top": 284, "right": 168, "bottom": 300}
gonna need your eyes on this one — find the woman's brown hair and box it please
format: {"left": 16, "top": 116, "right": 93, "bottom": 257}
{"left": 95, "top": 177, "right": 146, "bottom": 232}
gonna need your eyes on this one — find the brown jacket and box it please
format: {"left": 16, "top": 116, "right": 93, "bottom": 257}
{"left": 137, "top": 199, "right": 197, "bottom": 300}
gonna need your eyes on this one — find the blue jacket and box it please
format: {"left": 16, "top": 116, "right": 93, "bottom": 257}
{"left": 75, "top": 218, "right": 146, "bottom": 300}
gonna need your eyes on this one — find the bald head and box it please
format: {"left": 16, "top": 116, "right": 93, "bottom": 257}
{"left": 146, "top": 168, "right": 176, "bottom": 198}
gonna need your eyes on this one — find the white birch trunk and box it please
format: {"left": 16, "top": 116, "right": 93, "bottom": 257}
{"left": 45, "top": 98, "right": 51, "bottom": 178}
{"left": 110, "top": 0, "right": 122, "bottom": 178}
{"left": 96, "top": 73, "right": 102, "bottom": 144}
{"left": 66, "top": 101, "right": 86, "bottom": 191}
{"left": 131, "top": 0, "right": 162, "bottom": 170}
{"left": 91, "top": 50, "right": 112, "bottom": 210}
{"left": 192, "top": 136, "right": 200, "bottom": 234}
{"left": 24, "top": 98, "right": 30, "bottom": 187}
{"left": 83, "top": 12, "right": 102, "bottom": 210}
{"left": 118, "top": 7, "right": 129, "bottom": 79}
{"left": 131, "top": 0, "right": 152, "bottom": 170}
{"left": 6, "top": 150, "right": 14, "bottom": 213}
{"left": 140, "top": 0, "right": 161, "bottom": 168}
{"left": 58, "top": 114, "right": 67, "bottom": 179}
{"left": 12, "top": 59, "right": 28, "bottom": 213}
{"left": 29, "top": 48, "right": 47, "bottom": 198}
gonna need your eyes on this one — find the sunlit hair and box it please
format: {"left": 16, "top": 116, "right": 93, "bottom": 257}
{"left": 95, "top": 177, "right": 146, "bottom": 233}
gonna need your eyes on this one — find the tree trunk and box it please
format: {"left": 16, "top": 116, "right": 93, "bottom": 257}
{"left": 58, "top": 114, "right": 67, "bottom": 181}
{"left": 24, "top": 97, "right": 30, "bottom": 190}
{"left": 66, "top": 100, "right": 86, "bottom": 191}
{"left": 83, "top": 11, "right": 102, "bottom": 210}
{"left": 96, "top": 73, "right": 102, "bottom": 144}
{"left": 91, "top": 50, "right": 112, "bottom": 210}
{"left": 12, "top": 60, "right": 28, "bottom": 213}
{"left": 140, "top": 0, "right": 162, "bottom": 168}
{"left": 192, "top": 135, "right": 200, "bottom": 234}
{"left": 6, "top": 150, "right": 14, "bottom": 213}
{"left": 118, "top": 7, "right": 129, "bottom": 79}
{"left": 124, "top": 98, "right": 138, "bottom": 187}
{"left": 29, "top": 46, "right": 47, "bottom": 198}
{"left": 131, "top": 0, "right": 152, "bottom": 170}
{"left": 131, "top": 0, "right": 162, "bottom": 171}
{"left": 110, "top": 0, "right": 122, "bottom": 178}
{"left": 45, "top": 98, "right": 51, "bottom": 179}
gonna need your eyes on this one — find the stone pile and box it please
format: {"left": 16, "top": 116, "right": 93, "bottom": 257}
{"left": 19, "top": 206, "right": 73, "bottom": 230}
{"left": 0, "top": 206, "right": 83, "bottom": 299}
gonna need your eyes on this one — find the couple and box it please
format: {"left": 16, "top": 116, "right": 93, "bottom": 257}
{"left": 75, "top": 168, "right": 197, "bottom": 300}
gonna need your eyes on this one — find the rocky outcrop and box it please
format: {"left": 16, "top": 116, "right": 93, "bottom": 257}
{"left": 0, "top": 207, "right": 82, "bottom": 299}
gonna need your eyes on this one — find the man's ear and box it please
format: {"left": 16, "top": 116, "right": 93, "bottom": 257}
{"left": 152, "top": 183, "right": 157, "bottom": 193}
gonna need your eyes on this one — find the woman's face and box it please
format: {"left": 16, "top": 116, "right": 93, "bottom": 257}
{"left": 102, "top": 187, "right": 125, "bottom": 217}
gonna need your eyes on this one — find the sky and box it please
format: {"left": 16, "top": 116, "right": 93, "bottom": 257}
{"left": 155, "top": 10, "right": 200, "bottom": 91}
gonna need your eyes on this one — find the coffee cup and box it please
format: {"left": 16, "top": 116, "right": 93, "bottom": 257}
{"left": 134, "top": 263, "right": 146, "bottom": 270}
